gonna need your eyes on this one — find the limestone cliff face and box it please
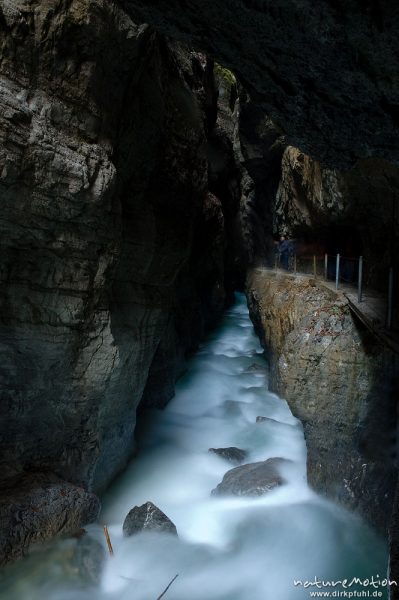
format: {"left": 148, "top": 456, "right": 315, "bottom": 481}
{"left": 274, "top": 147, "right": 399, "bottom": 291}
{"left": 0, "top": 0, "right": 231, "bottom": 563}
{"left": 275, "top": 147, "right": 346, "bottom": 233}
{"left": 207, "top": 75, "right": 287, "bottom": 284}
{"left": 205, "top": 66, "right": 243, "bottom": 293}
{"left": 247, "top": 269, "right": 398, "bottom": 532}
{"left": 234, "top": 90, "right": 286, "bottom": 269}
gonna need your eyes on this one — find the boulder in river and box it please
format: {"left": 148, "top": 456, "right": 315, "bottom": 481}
{"left": 256, "top": 416, "right": 280, "bottom": 424}
{"left": 208, "top": 447, "right": 248, "bottom": 464}
{"left": 0, "top": 473, "right": 101, "bottom": 567}
{"left": 71, "top": 534, "right": 105, "bottom": 584}
{"left": 123, "top": 502, "right": 177, "bottom": 537}
{"left": 211, "top": 458, "right": 290, "bottom": 497}
{"left": 245, "top": 363, "right": 266, "bottom": 373}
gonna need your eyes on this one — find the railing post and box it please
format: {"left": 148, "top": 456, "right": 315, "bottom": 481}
{"left": 294, "top": 254, "right": 297, "bottom": 275}
{"left": 335, "top": 253, "right": 340, "bottom": 290}
{"left": 324, "top": 253, "right": 328, "bottom": 280}
{"left": 387, "top": 267, "right": 394, "bottom": 330}
{"left": 313, "top": 255, "right": 317, "bottom": 278}
{"left": 357, "top": 256, "right": 363, "bottom": 303}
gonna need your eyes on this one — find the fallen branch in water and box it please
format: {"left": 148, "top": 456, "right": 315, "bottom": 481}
{"left": 103, "top": 525, "right": 114, "bottom": 556}
{"left": 156, "top": 574, "right": 179, "bottom": 600}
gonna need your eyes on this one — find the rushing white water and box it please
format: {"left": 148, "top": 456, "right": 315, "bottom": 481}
{"left": 1, "top": 294, "right": 387, "bottom": 600}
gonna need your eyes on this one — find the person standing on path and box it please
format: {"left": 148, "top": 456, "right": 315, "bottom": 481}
{"left": 279, "top": 235, "right": 291, "bottom": 270}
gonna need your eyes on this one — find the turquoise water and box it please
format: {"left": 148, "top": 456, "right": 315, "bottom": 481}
{"left": 0, "top": 294, "right": 388, "bottom": 599}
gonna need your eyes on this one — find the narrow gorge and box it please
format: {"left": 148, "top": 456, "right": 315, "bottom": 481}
{"left": 0, "top": 1, "right": 398, "bottom": 599}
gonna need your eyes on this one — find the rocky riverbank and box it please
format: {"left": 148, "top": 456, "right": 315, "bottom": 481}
{"left": 246, "top": 268, "right": 398, "bottom": 534}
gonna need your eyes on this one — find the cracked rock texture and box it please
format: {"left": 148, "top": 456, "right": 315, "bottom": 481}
{"left": 274, "top": 147, "right": 399, "bottom": 291}
{"left": 123, "top": 501, "right": 177, "bottom": 537}
{"left": 234, "top": 89, "right": 286, "bottom": 269}
{"left": 207, "top": 76, "right": 286, "bottom": 282}
{"left": 0, "top": 473, "right": 100, "bottom": 567}
{"left": 208, "top": 447, "right": 248, "bottom": 464}
{"left": 122, "top": 0, "right": 399, "bottom": 167}
{"left": 211, "top": 458, "right": 289, "bottom": 497}
{"left": 0, "top": 0, "right": 237, "bottom": 562}
{"left": 247, "top": 269, "right": 398, "bottom": 532}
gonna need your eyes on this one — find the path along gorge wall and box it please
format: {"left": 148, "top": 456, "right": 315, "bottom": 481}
{"left": 247, "top": 269, "right": 398, "bottom": 534}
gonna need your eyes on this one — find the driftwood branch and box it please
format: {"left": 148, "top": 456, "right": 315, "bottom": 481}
{"left": 156, "top": 574, "right": 179, "bottom": 600}
{"left": 103, "top": 525, "right": 114, "bottom": 556}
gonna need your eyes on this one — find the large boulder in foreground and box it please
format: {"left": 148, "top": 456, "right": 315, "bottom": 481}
{"left": 123, "top": 502, "right": 177, "bottom": 537}
{"left": 211, "top": 458, "right": 290, "bottom": 497}
{"left": 208, "top": 447, "right": 248, "bottom": 464}
{"left": 1, "top": 533, "right": 105, "bottom": 593}
{"left": 0, "top": 473, "right": 101, "bottom": 567}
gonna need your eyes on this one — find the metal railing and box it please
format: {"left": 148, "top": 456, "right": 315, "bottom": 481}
{"left": 273, "top": 252, "right": 396, "bottom": 331}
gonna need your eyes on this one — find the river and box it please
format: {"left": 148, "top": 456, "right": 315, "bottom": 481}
{"left": 1, "top": 294, "right": 388, "bottom": 600}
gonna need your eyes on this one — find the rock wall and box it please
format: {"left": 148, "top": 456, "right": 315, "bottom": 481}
{"left": 274, "top": 147, "right": 399, "bottom": 293}
{"left": 206, "top": 65, "right": 243, "bottom": 292}
{"left": 207, "top": 73, "right": 287, "bottom": 284}
{"left": 0, "top": 0, "right": 235, "bottom": 564}
{"left": 234, "top": 89, "right": 286, "bottom": 270}
{"left": 247, "top": 269, "right": 398, "bottom": 533}
{"left": 275, "top": 147, "right": 345, "bottom": 236}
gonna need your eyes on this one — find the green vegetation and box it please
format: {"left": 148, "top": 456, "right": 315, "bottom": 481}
{"left": 214, "top": 63, "right": 238, "bottom": 111}
{"left": 214, "top": 63, "right": 237, "bottom": 89}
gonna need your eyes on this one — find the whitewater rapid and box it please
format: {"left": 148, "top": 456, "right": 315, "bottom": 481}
{"left": 1, "top": 294, "right": 387, "bottom": 600}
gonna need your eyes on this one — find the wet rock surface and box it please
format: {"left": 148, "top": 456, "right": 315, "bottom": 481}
{"left": 233, "top": 90, "right": 286, "bottom": 270}
{"left": 245, "top": 363, "right": 267, "bottom": 374}
{"left": 69, "top": 534, "right": 105, "bottom": 585}
{"left": 256, "top": 416, "right": 279, "bottom": 424}
{"left": 0, "top": 0, "right": 232, "bottom": 498}
{"left": 211, "top": 458, "right": 289, "bottom": 497}
{"left": 123, "top": 502, "right": 177, "bottom": 537}
{"left": 274, "top": 147, "right": 399, "bottom": 291}
{"left": 0, "top": 532, "right": 105, "bottom": 590}
{"left": 0, "top": 474, "right": 100, "bottom": 567}
{"left": 0, "top": 0, "right": 246, "bottom": 561}
{"left": 208, "top": 447, "right": 248, "bottom": 464}
{"left": 247, "top": 269, "right": 398, "bottom": 532}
